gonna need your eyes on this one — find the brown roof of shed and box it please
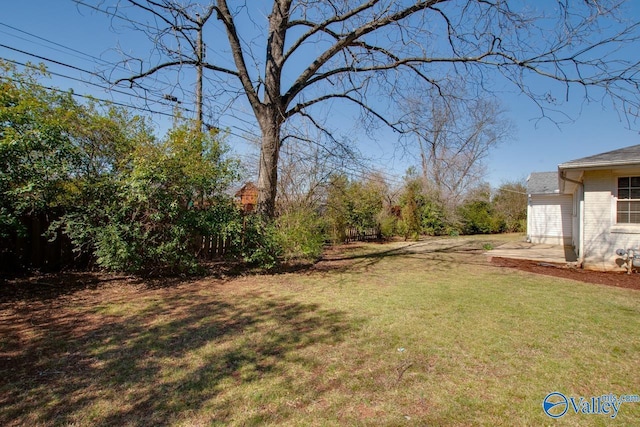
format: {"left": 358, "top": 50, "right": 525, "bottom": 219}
{"left": 234, "top": 182, "right": 257, "bottom": 197}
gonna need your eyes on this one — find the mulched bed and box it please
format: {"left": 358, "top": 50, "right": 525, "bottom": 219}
{"left": 491, "top": 257, "right": 640, "bottom": 291}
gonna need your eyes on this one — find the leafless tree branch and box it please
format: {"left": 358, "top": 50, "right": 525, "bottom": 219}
{"left": 89, "top": 0, "right": 640, "bottom": 216}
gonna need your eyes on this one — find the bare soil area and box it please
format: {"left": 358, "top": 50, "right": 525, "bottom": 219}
{"left": 491, "top": 256, "right": 640, "bottom": 291}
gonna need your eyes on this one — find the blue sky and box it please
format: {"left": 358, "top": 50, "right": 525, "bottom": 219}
{"left": 2, "top": 1, "right": 639, "bottom": 188}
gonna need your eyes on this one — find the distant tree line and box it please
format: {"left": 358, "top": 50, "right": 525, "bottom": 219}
{"left": 276, "top": 166, "right": 526, "bottom": 253}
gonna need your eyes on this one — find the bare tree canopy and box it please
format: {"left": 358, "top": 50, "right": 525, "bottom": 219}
{"left": 401, "top": 90, "right": 514, "bottom": 208}
{"left": 94, "top": 0, "right": 640, "bottom": 217}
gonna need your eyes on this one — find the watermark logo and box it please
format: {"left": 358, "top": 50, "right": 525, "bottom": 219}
{"left": 542, "top": 391, "right": 639, "bottom": 419}
{"left": 542, "top": 392, "right": 568, "bottom": 418}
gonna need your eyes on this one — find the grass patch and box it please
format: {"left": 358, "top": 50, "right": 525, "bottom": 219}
{"left": 1, "top": 235, "right": 639, "bottom": 425}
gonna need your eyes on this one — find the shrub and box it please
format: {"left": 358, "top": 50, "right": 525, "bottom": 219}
{"left": 377, "top": 210, "right": 397, "bottom": 240}
{"left": 276, "top": 208, "right": 326, "bottom": 261}
{"left": 492, "top": 181, "right": 527, "bottom": 232}
{"left": 457, "top": 200, "right": 505, "bottom": 235}
{"left": 420, "top": 199, "right": 449, "bottom": 236}
{"left": 236, "top": 214, "right": 282, "bottom": 269}
{"left": 325, "top": 173, "right": 386, "bottom": 243}
{"left": 59, "top": 123, "right": 243, "bottom": 274}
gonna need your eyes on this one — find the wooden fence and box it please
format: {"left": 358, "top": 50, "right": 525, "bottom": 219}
{"left": 0, "top": 213, "right": 83, "bottom": 272}
{"left": 0, "top": 214, "right": 235, "bottom": 273}
{"left": 344, "top": 227, "right": 381, "bottom": 243}
{"left": 193, "top": 234, "right": 233, "bottom": 259}
{"left": 1, "top": 215, "right": 382, "bottom": 272}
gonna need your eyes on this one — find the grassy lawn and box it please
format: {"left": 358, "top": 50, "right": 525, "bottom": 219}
{"left": 1, "top": 234, "right": 639, "bottom": 426}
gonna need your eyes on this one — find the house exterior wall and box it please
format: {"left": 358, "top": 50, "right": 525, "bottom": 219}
{"left": 582, "top": 169, "right": 640, "bottom": 271}
{"left": 527, "top": 194, "right": 573, "bottom": 245}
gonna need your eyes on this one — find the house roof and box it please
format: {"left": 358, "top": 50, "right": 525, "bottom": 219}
{"left": 559, "top": 144, "right": 640, "bottom": 170}
{"left": 527, "top": 172, "right": 559, "bottom": 195}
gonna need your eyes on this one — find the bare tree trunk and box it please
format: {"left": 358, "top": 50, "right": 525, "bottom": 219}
{"left": 254, "top": 0, "right": 290, "bottom": 218}
{"left": 256, "top": 114, "right": 281, "bottom": 218}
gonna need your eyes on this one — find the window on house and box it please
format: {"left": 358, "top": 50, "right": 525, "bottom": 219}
{"left": 617, "top": 177, "right": 640, "bottom": 223}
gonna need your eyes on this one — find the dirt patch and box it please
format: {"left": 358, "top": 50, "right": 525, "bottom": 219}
{"left": 491, "top": 257, "right": 640, "bottom": 291}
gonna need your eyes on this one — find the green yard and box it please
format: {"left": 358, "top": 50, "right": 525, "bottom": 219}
{"left": 1, "top": 235, "right": 639, "bottom": 426}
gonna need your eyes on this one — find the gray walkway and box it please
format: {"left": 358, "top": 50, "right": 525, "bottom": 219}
{"left": 487, "top": 242, "right": 578, "bottom": 265}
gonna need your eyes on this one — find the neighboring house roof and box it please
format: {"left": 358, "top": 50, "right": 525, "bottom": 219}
{"left": 527, "top": 171, "right": 560, "bottom": 195}
{"left": 234, "top": 182, "right": 257, "bottom": 198}
{"left": 559, "top": 144, "right": 640, "bottom": 170}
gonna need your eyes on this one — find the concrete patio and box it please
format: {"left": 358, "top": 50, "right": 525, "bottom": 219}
{"left": 487, "top": 242, "right": 578, "bottom": 265}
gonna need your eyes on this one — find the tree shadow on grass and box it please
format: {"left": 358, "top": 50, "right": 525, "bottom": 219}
{"left": 314, "top": 238, "right": 496, "bottom": 274}
{"left": 0, "top": 272, "right": 140, "bottom": 303}
{"left": 0, "top": 238, "right": 489, "bottom": 303}
{"left": 0, "top": 262, "right": 318, "bottom": 304}
{"left": 0, "top": 284, "right": 352, "bottom": 426}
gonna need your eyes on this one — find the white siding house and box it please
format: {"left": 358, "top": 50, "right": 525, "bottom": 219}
{"left": 528, "top": 144, "right": 640, "bottom": 271}
{"left": 560, "top": 150, "right": 640, "bottom": 271}
{"left": 526, "top": 172, "right": 573, "bottom": 245}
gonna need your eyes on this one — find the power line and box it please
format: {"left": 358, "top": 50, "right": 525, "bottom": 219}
{"left": 4, "top": 73, "right": 403, "bottom": 185}
{"left": 4, "top": 73, "right": 259, "bottom": 143}
{"left": 0, "top": 40, "right": 186, "bottom": 107}
{"left": 0, "top": 22, "right": 403, "bottom": 185}
{"left": 2, "top": 56, "right": 401, "bottom": 184}
{"left": 3, "top": 75, "right": 176, "bottom": 118}
{"left": 72, "top": 0, "right": 155, "bottom": 31}
{"left": 0, "top": 20, "right": 191, "bottom": 104}
{"left": 0, "top": 37, "right": 258, "bottom": 127}
{"left": 1, "top": 46, "right": 259, "bottom": 138}
{"left": 0, "top": 21, "right": 114, "bottom": 69}
{"left": 2, "top": 57, "right": 150, "bottom": 103}
{"left": 72, "top": 0, "right": 243, "bottom": 114}
{"left": 0, "top": 43, "right": 104, "bottom": 80}
{"left": 1, "top": 56, "right": 201, "bottom": 117}
{"left": 0, "top": 15, "right": 261, "bottom": 126}
{"left": 73, "top": 0, "right": 232, "bottom": 65}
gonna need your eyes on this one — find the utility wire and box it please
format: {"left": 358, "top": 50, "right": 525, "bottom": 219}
{"left": 0, "top": 43, "right": 105, "bottom": 80}
{"left": 72, "top": 0, "right": 232, "bottom": 64}
{"left": 72, "top": 0, "right": 155, "bottom": 31}
{"left": 0, "top": 21, "right": 115, "bottom": 68}
{"left": 0, "top": 24, "right": 403, "bottom": 185}
{"left": 1, "top": 56, "right": 184, "bottom": 110}
{"left": 0, "top": 22, "right": 190, "bottom": 103}
{"left": 3, "top": 54, "right": 261, "bottom": 147}
{"left": 3, "top": 61, "right": 402, "bottom": 184}
{"left": 3, "top": 76, "right": 176, "bottom": 118}
{"left": 0, "top": 40, "right": 258, "bottom": 126}
{"left": 0, "top": 20, "right": 259, "bottom": 125}
{"left": 4, "top": 72, "right": 403, "bottom": 184}
{"left": 0, "top": 43, "right": 167, "bottom": 110}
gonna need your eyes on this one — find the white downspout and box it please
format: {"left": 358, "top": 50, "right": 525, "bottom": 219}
{"left": 526, "top": 194, "right": 532, "bottom": 243}
{"left": 560, "top": 171, "right": 585, "bottom": 267}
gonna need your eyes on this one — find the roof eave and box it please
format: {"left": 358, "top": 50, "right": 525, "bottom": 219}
{"left": 559, "top": 159, "right": 640, "bottom": 170}
{"left": 529, "top": 191, "right": 561, "bottom": 196}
